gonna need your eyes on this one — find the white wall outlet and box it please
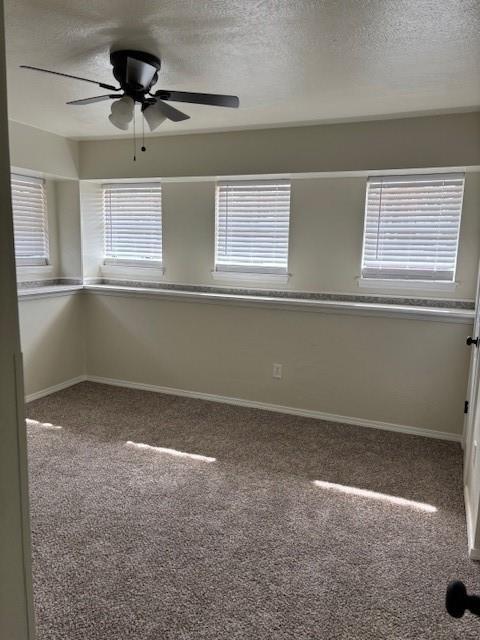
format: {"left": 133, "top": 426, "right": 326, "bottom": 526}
{"left": 272, "top": 363, "right": 283, "bottom": 379}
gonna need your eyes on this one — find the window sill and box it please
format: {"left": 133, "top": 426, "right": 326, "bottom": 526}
{"left": 211, "top": 270, "right": 290, "bottom": 285}
{"left": 357, "top": 278, "right": 458, "bottom": 292}
{"left": 84, "top": 284, "right": 474, "bottom": 324}
{"left": 17, "top": 284, "right": 83, "bottom": 300}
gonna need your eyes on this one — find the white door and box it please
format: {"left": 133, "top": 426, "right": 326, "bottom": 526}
{"left": 463, "top": 258, "right": 480, "bottom": 553}
{"left": 463, "top": 259, "right": 480, "bottom": 470}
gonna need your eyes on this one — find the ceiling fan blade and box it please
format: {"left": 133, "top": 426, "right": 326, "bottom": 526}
{"left": 126, "top": 56, "right": 157, "bottom": 90}
{"left": 151, "top": 99, "right": 190, "bottom": 122}
{"left": 20, "top": 65, "right": 118, "bottom": 91}
{"left": 154, "top": 89, "right": 239, "bottom": 108}
{"left": 67, "top": 94, "right": 122, "bottom": 105}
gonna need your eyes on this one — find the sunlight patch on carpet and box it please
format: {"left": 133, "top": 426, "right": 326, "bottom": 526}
{"left": 26, "top": 418, "right": 63, "bottom": 430}
{"left": 125, "top": 440, "right": 216, "bottom": 462}
{"left": 312, "top": 480, "right": 437, "bottom": 512}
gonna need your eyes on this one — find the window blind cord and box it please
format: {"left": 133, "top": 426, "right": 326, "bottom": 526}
{"left": 433, "top": 179, "right": 446, "bottom": 273}
{"left": 108, "top": 190, "right": 113, "bottom": 256}
{"left": 225, "top": 188, "right": 229, "bottom": 259}
{"left": 375, "top": 181, "right": 383, "bottom": 261}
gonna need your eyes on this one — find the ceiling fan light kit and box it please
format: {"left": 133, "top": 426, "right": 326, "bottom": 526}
{"left": 109, "top": 96, "right": 134, "bottom": 130}
{"left": 20, "top": 49, "right": 240, "bottom": 159}
{"left": 142, "top": 103, "right": 167, "bottom": 132}
{"left": 108, "top": 113, "right": 129, "bottom": 131}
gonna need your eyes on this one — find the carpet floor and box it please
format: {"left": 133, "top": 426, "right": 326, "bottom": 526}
{"left": 26, "top": 381, "right": 480, "bottom": 639}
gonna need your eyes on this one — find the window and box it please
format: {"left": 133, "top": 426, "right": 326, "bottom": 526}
{"left": 11, "top": 173, "right": 49, "bottom": 266}
{"left": 361, "top": 173, "right": 465, "bottom": 282}
{"left": 103, "top": 183, "right": 163, "bottom": 265}
{"left": 215, "top": 180, "right": 291, "bottom": 274}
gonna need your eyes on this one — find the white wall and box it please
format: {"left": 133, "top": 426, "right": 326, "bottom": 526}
{"left": 21, "top": 170, "right": 476, "bottom": 435}
{"left": 95, "top": 173, "right": 480, "bottom": 301}
{"left": 9, "top": 120, "right": 78, "bottom": 179}
{"left": 85, "top": 293, "right": 471, "bottom": 437}
{"left": 79, "top": 181, "right": 103, "bottom": 281}
{"left": 194, "top": 175, "right": 479, "bottom": 299}
{"left": 79, "top": 112, "right": 480, "bottom": 180}
{"left": 14, "top": 111, "right": 480, "bottom": 442}
{"left": 68, "top": 113, "right": 480, "bottom": 440}
{"left": 8, "top": 121, "right": 82, "bottom": 284}
{"left": 56, "top": 180, "right": 82, "bottom": 280}
{"left": 19, "top": 293, "right": 85, "bottom": 397}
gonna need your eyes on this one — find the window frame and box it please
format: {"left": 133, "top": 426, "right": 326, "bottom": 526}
{"left": 11, "top": 173, "right": 49, "bottom": 267}
{"left": 360, "top": 172, "right": 465, "bottom": 284}
{"left": 214, "top": 179, "right": 292, "bottom": 276}
{"left": 102, "top": 182, "right": 163, "bottom": 268}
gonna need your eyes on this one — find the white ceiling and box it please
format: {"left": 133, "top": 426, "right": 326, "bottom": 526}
{"left": 4, "top": 0, "right": 480, "bottom": 139}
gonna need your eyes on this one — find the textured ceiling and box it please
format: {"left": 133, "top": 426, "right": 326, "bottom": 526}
{"left": 4, "top": 0, "right": 480, "bottom": 139}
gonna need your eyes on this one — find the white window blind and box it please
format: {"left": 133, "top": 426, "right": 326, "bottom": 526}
{"left": 11, "top": 173, "right": 49, "bottom": 266}
{"left": 103, "top": 183, "right": 163, "bottom": 265}
{"left": 361, "top": 173, "right": 465, "bottom": 281}
{"left": 215, "top": 180, "right": 291, "bottom": 273}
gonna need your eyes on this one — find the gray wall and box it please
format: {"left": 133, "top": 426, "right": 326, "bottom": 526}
{"left": 9, "top": 120, "right": 78, "bottom": 179}
{"left": 85, "top": 293, "right": 471, "bottom": 436}
{"left": 151, "top": 174, "right": 480, "bottom": 300}
{"left": 79, "top": 112, "right": 480, "bottom": 180}
{"left": 19, "top": 293, "right": 85, "bottom": 396}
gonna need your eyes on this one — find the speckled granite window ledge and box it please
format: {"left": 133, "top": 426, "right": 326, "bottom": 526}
{"left": 97, "top": 279, "right": 474, "bottom": 310}
{"left": 17, "top": 277, "right": 475, "bottom": 312}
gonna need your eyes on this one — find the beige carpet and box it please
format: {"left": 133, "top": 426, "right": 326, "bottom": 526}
{"left": 26, "top": 381, "right": 480, "bottom": 639}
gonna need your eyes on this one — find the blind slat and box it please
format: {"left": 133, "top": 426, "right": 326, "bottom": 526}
{"left": 361, "top": 174, "right": 464, "bottom": 281}
{"left": 11, "top": 174, "right": 49, "bottom": 264}
{"left": 103, "top": 184, "right": 163, "bottom": 263}
{"left": 215, "top": 180, "right": 291, "bottom": 273}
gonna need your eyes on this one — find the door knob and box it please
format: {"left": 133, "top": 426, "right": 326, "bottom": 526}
{"left": 446, "top": 581, "right": 480, "bottom": 618}
{"left": 466, "top": 336, "right": 479, "bottom": 347}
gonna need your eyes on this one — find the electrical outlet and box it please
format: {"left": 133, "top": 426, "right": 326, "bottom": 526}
{"left": 272, "top": 363, "right": 283, "bottom": 379}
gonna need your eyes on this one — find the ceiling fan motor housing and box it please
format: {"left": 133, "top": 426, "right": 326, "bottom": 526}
{"left": 110, "top": 49, "right": 161, "bottom": 100}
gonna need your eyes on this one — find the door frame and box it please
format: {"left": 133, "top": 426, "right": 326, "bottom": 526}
{"left": 0, "top": 2, "right": 35, "bottom": 637}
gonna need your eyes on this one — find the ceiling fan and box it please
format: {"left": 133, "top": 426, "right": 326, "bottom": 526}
{"left": 20, "top": 49, "right": 240, "bottom": 132}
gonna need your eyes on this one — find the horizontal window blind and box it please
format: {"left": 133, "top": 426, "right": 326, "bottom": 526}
{"left": 215, "top": 180, "right": 291, "bottom": 273}
{"left": 361, "top": 173, "right": 465, "bottom": 281}
{"left": 103, "top": 183, "right": 163, "bottom": 264}
{"left": 11, "top": 173, "right": 49, "bottom": 266}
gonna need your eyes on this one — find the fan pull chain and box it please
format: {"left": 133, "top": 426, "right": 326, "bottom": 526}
{"left": 141, "top": 113, "right": 146, "bottom": 152}
{"left": 133, "top": 105, "right": 136, "bottom": 162}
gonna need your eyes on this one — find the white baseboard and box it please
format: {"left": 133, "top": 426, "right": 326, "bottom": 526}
{"left": 464, "top": 484, "right": 480, "bottom": 560}
{"left": 24, "top": 373, "right": 462, "bottom": 443}
{"left": 85, "top": 375, "right": 462, "bottom": 443}
{"left": 25, "top": 375, "right": 87, "bottom": 403}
